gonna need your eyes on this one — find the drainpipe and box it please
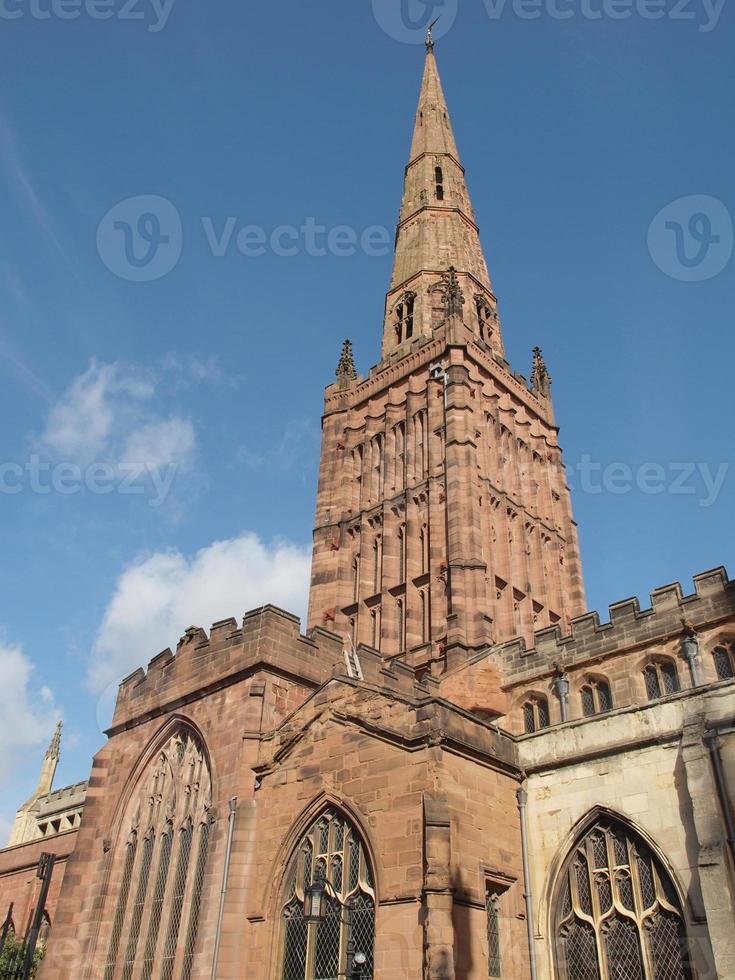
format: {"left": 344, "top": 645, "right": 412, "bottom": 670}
{"left": 516, "top": 787, "right": 538, "bottom": 980}
{"left": 704, "top": 732, "right": 735, "bottom": 867}
{"left": 211, "top": 797, "right": 238, "bottom": 980}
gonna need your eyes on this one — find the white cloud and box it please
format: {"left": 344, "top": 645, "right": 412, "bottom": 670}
{"left": 122, "top": 416, "right": 196, "bottom": 471}
{"left": 0, "top": 641, "right": 60, "bottom": 790}
{"left": 88, "top": 533, "right": 311, "bottom": 693}
{"left": 38, "top": 359, "right": 195, "bottom": 472}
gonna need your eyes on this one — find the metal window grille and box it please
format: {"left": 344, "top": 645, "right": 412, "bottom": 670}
{"left": 103, "top": 834, "right": 137, "bottom": 980}
{"left": 312, "top": 896, "right": 341, "bottom": 980}
{"left": 140, "top": 831, "right": 172, "bottom": 980}
{"left": 565, "top": 920, "right": 600, "bottom": 980}
{"left": 581, "top": 685, "right": 595, "bottom": 717}
{"left": 279, "top": 807, "right": 375, "bottom": 980}
{"left": 597, "top": 682, "right": 613, "bottom": 712}
{"left": 486, "top": 892, "right": 501, "bottom": 978}
{"left": 523, "top": 702, "right": 535, "bottom": 734}
{"left": 555, "top": 820, "right": 690, "bottom": 980}
{"left": 644, "top": 665, "right": 661, "bottom": 701}
{"left": 604, "top": 915, "right": 644, "bottom": 980}
{"left": 120, "top": 833, "right": 154, "bottom": 980}
{"left": 713, "top": 645, "right": 734, "bottom": 680}
{"left": 661, "top": 662, "right": 680, "bottom": 695}
{"left": 181, "top": 822, "right": 211, "bottom": 980}
{"left": 282, "top": 901, "right": 308, "bottom": 980}
{"left": 351, "top": 892, "right": 375, "bottom": 978}
{"left": 537, "top": 698, "right": 550, "bottom": 729}
{"left": 159, "top": 822, "right": 193, "bottom": 980}
{"left": 646, "top": 912, "right": 688, "bottom": 980}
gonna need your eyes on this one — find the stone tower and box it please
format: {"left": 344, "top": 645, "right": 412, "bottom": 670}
{"left": 8, "top": 721, "right": 62, "bottom": 846}
{"left": 308, "top": 41, "right": 585, "bottom": 673}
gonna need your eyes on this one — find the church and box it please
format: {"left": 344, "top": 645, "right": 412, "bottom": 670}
{"left": 1, "top": 32, "right": 733, "bottom": 980}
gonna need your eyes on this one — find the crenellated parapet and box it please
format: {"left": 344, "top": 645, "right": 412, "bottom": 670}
{"left": 110, "top": 604, "right": 436, "bottom": 733}
{"left": 494, "top": 566, "right": 734, "bottom": 689}
{"left": 112, "top": 604, "right": 344, "bottom": 731}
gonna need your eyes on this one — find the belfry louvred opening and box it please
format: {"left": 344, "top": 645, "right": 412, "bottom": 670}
{"left": 2, "top": 34, "right": 732, "bottom": 980}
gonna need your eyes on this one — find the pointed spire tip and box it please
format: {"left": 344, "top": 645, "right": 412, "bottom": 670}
{"left": 425, "top": 16, "right": 439, "bottom": 50}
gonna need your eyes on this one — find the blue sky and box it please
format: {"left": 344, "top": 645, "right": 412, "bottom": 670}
{"left": 0, "top": 0, "right": 732, "bottom": 835}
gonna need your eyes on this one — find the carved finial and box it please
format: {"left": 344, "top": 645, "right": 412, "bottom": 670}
{"left": 426, "top": 16, "right": 439, "bottom": 50}
{"left": 336, "top": 339, "right": 356, "bottom": 386}
{"left": 531, "top": 346, "right": 551, "bottom": 398}
{"left": 45, "top": 720, "right": 62, "bottom": 760}
{"left": 440, "top": 266, "right": 464, "bottom": 317}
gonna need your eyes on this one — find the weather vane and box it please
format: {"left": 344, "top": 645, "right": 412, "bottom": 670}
{"left": 426, "top": 17, "right": 440, "bottom": 49}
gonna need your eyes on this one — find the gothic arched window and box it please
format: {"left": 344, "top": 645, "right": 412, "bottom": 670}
{"left": 712, "top": 642, "right": 735, "bottom": 681}
{"left": 643, "top": 660, "right": 680, "bottom": 701}
{"left": 394, "top": 293, "right": 415, "bottom": 344}
{"left": 580, "top": 678, "right": 613, "bottom": 717}
{"left": 554, "top": 816, "right": 691, "bottom": 980}
{"left": 102, "top": 727, "right": 213, "bottom": 980}
{"left": 522, "top": 695, "right": 550, "bottom": 734}
{"left": 279, "top": 807, "right": 376, "bottom": 980}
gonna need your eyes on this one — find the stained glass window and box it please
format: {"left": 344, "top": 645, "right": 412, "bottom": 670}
{"left": 100, "top": 728, "right": 213, "bottom": 980}
{"left": 555, "top": 817, "right": 691, "bottom": 980}
{"left": 280, "top": 807, "right": 375, "bottom": 979}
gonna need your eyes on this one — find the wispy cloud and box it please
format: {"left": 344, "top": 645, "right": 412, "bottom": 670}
{"left": 0, "top": 104, "right": 65, "bottom": 258}
{"left": 37, "top": 358, "right": 196, "bottom": 472}
{"left": 0, "top": 330, "right": 54, "bottom": 403}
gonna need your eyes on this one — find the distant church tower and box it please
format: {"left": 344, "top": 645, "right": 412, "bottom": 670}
{"left": 8, "top": 721, "right": 62, "bottom": 846}
{"left": 308, "top": 40, "right": 586, "bottom": 672}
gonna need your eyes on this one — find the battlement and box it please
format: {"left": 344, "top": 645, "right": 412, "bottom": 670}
{"left": 111, "top": 604, "right": 346, "bottom": 729}
{"left": 496, "top": 567, "right": 734, "bottom": 686}
{"left": 111, "top": 603, "right": 430, "bottom": 732}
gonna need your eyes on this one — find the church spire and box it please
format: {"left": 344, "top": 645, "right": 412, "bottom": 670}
{"left": 407, "top": 42, "right": 460, "bottom": 164}
{"left": 46, "top": 720, "right": 62, "bottom": 761}
{"left": 37, "top": 720, "right": 62, "bottom": 795}
{"left": 381, "top": 46, "right": 501, "bottom": 360}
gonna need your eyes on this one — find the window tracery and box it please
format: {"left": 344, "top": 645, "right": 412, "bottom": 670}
{"left": 280, "top": 807, "right": 376, "bottom": 980}
{"left": 522, "top": 695, "right": 550, "bottom": 733}
{"left": 102, "top": 727, "right": 213, "bottom": 980}
{"left": 555, "top": 817, "right": 690, "bottom": 980}
{"left": 643, "top": 660, "right": 680, "bottom": 701}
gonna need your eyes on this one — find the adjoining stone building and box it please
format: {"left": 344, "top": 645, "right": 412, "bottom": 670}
{"left": 1, "top": 724, "right": 87, "bottom": 950}
{"left": 2, "top": 34, "right": 733, "bottom": 980}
